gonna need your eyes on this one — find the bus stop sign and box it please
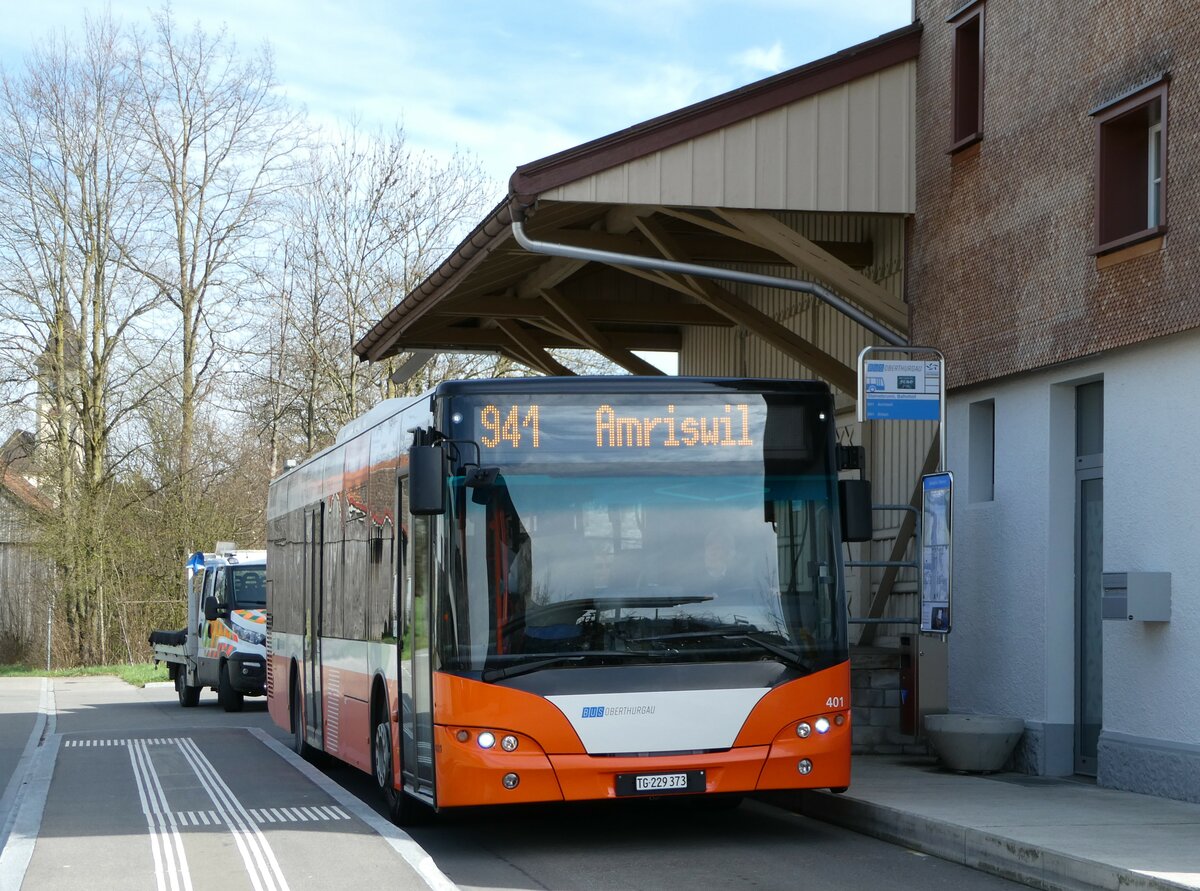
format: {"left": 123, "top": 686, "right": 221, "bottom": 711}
{"left": 861, "top": 358, "right": 941, "bottom": 420}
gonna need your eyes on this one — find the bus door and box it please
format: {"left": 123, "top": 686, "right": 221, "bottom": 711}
{"left": 303, "top": 503, "right": 325, "bottom": 750}
{"left": 403, "top": 498, "right": 436, "bottom": 797}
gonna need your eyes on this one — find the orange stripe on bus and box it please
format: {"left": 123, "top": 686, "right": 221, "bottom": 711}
{"left": 733, "top": 661, "right": 851, "bottom": 746}
{"left": 433, "top": 673, "right": 586, "bottom": 754}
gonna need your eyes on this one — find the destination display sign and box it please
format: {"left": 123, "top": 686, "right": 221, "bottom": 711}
{"left": 450, "top": 395, "right": 771, "bottom": 464}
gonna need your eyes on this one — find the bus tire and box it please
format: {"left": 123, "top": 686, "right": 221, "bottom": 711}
{"left": 218, "top": 661, "right": 244, "bottom": 712}
{"left": 373, "top": 715, "right": 424, "bottom": 825}
{"left": 290, "top": 676, "right": 313, "bottom": 759}
{"left": 175, "top": 671, "right": 200, "bottom": 708}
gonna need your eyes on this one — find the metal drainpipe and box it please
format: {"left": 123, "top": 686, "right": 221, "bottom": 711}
{"left": 509, "top": 214, "right": 908, "bottom": 347}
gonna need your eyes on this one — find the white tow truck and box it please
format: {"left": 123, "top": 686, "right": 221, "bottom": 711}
{"left": 149, "top": 547, "right": 268, "bottom": 712}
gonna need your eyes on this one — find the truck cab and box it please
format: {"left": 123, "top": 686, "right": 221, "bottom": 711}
{"left": 192, "top": 550, "right": 268, "bottom": 709}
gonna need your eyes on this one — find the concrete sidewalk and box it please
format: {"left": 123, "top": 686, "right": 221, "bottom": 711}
{"left": 791, "top": 755, "right": 1200, "bottom": 891}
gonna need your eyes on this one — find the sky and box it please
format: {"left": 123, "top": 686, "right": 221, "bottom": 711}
{"left": 0, "top": 0, "right": 914, "bottom": 196}
{"left": 0, "top": 1, "right": 912, "bottom": 376}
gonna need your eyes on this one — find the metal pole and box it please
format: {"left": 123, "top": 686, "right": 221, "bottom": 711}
{"left": 45, "top": 599, "right": 52, "bottom": 671}
{"left": 938, "top": 352, "right": 946, "bottom": 471}
{"left": 510, "top": 218, "right": 909, "bottom": 347}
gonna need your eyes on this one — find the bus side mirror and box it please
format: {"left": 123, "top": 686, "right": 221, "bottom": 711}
{"left": 409, "top": 445, "right": 447, "bottom": 515}
{"left": 839, "top": 479, "right": 873, "bottom": 543}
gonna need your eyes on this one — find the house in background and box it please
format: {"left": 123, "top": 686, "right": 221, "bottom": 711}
{"left": 0, "top": 430, "right": 53, "bottom": 663}
{"left": 910, "top": 0, "right": 1200, "bottom": 801}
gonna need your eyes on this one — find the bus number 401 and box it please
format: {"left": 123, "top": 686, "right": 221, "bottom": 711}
{"left": 826, "top": 696, "right": 846, "bottom": 709}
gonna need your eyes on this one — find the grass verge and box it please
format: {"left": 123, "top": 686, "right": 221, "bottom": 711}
{"left": 0, "top": 662, "right": 170, "bottom": 687}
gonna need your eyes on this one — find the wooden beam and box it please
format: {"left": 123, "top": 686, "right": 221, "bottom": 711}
{"left": 654, "top": 207, "right": 748, "bottom": 241}
{"left": 858, "top": 432, "right": 940, "bottom": 647}
{"left": 439, "top": 295, "right": 732, "bottom": 326}
{"left": 395, "top": 324, "right": 682, "bottom": 352}
{"left": 515, "top": 255, "right": 587, "bottom": 299}
{"left": 539, "top": 287, "right": 665, "bottom": 375}
{"left": 634, "top": 217, "right": 858, "bottom": 394}
{"left": 716, "top": 208, "right": 909, "bottom": 332}
{"left": 495, "top": 319, "right": 576, "bottom": 376}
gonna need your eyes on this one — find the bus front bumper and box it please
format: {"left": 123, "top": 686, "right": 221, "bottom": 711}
{"left": 433, "top": 722, "right": 850, "bottom": 808}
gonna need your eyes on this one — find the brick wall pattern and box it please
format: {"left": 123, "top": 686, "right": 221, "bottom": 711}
{"left": 910, "top": 0, "right": 1200, "bottom": 390}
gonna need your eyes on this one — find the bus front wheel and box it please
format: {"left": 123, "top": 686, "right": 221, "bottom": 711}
{"left": 372, "top": 718, "right": 424, "bottom": 825}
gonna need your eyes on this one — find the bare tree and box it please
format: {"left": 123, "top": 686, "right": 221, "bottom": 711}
{"left": 0, "top": 14, "right": 164, "bottom": 662}
{"left": 249, "top": 125, "right": 495, "bottom": 461}
{"left": 124, "top": 7, "right": 302, "bottom": 498}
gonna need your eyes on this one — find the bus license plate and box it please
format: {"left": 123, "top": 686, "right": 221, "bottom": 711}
{"left": 615, "top": 770, "right": 705, "bottom": 796}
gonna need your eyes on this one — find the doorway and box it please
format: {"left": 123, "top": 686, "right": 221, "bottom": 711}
{"left": 1074, "top": 381, "right": 1103, "bottom": 776}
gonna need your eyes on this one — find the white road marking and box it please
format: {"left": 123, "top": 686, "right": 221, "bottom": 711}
{"left": 250, "top": 727, "right": 459, "bottom": 891}
{"left": 177, "top": 737, "right": 290, "bottom": 891}
{"left": 128, "top": 738, "right": 194, "bottom": 891}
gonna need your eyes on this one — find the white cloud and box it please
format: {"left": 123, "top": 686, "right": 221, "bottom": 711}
{"left": 0, "top": 0, "right": 912, "bottom": 189}
{"left": 733, "top": 42, "right": 788, "bottom": 75}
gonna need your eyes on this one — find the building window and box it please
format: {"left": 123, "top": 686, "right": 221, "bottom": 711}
{"left": 948, "top": 2, "right": 984, "bottom": 152}
{"left": 1091, "top": 78, "right": 1168, "bottom": 254}
{"left": 968, "top": 399, "right": 994, "bottom": 503}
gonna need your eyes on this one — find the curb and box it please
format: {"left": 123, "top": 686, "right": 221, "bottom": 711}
{"left": 794, "top": 790, "right": 1197, "bottom": 891}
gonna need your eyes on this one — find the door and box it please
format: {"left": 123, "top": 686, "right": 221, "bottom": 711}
{"left": 1075, "top": 467, "right": 1102, "bottom": 774}
{"left": 398, "top": 477, "right": 416, "bottom": 788}
{"left": 1074, "top": 381, "right": 1103, "bottom": 776}
{"left": 304, "top": 503, "right": 325, "bottom": 750}
{"left": 403, "top": 505, "right": 436, "bottom": 797}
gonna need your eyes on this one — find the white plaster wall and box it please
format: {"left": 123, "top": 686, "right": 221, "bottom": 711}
{"left": 947, "top": 328, "right": 1200, "bottom": 747}
{"left": 1101, "top": 331, "right": 1200, "bottom": 744}
{"left": 947, "top": 381, "right": 1054, "bottom": 719}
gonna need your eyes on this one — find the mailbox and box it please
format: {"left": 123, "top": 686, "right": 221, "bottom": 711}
{"left": 1101, "top": 572, "right": 1170, "bottom": 622}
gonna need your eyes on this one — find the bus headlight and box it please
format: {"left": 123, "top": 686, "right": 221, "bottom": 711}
{"left": 798, "top": 759, "right": 813, "bottom": 775}
{"left": 478, "top": 732, "right": 496, "bottom": 749}
{"left": 500, "top": 735, "right": 519, "bottom": 752}
{"left": 796, "top": 722, "right": 812, "bottom": 738}
{"left": 502, "top": 772, "right": 520, "bottom": 789}
{"left": 815, "top": 717, "right": 831, "bottom": 734}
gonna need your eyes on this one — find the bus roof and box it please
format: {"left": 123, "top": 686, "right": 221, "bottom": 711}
{"left": 432, "top": 376, "right": 832, "bottom": 398}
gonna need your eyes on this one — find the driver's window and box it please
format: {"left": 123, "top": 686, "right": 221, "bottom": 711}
{"left": 214, "top": 568, "right": 228, "bottom": 604}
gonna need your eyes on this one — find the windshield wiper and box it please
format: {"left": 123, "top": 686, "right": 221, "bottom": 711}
{"left": 628, "top": 629, "right": 812, "bottom": 673}
{"left": 722, "top": 633, "right": 812, "bottom": 674}
{"left": 481, "top": 650, "right": 656, "bottom": 683}
{"left": 481, "top": 655, "right": 586, "bottom": 682}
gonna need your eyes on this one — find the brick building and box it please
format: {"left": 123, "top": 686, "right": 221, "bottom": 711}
{"left": 910, "top": 0, "right": 1200, "bottom": 800}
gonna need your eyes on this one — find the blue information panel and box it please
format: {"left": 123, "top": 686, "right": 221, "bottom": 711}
{"left": 920, "top": 472, "right": 953, "bottom": 634}
{"left": 863, "top": 359, "right": 941, "bottom": 421}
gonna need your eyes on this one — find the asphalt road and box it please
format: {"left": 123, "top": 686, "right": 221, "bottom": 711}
{"left": 1, "top": 677, "right": 1030, "bottom": 891}
{"left": 0, "top": 677, "right": 442, "bottom": 891}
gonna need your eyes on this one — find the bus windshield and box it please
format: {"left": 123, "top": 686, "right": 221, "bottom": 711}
{"left": 439, "top": 390, "right": 845, "bottom": 677}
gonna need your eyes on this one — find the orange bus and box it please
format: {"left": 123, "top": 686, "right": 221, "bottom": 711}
{"left": 266, "top": 377, "right": 855, "bottom": 823}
